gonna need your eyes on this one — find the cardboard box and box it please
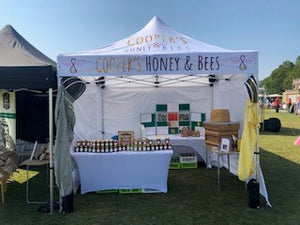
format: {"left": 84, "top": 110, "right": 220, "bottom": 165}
{"left": 96, "top": 189, "right": 118, "bottom": 194}
{"left": 170, "top": 157, "right": 181, "bottom": 169}
{"left": 142, "top": 188, "right": 162, "bottom": 193}
{"left": 179, "top": 154, "right": 197, "bottom": 163}
{"left": 180, "top": 162, "right": 198, "bottom": 169}
{"left": 119, "top": 189, "right": 142, "bottom": 194}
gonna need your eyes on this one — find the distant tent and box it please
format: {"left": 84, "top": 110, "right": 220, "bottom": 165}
{"left": 0, "top": 25, "right": 57, "bottom": 142}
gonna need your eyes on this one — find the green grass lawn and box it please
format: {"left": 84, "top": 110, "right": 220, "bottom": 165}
{"left": 1, "top": 109, "right": 300, "bottom": 225}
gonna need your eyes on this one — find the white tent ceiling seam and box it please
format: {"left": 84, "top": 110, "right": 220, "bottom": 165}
{"left": 58, "top": 74, "right": 236, "bottom": 89}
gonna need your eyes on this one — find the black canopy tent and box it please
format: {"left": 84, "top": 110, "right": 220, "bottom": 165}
{"left": 0, "top": 25, "right": 57, "bottom": 143}
{"left": 0, "top": 66, "right": 56, "bottom": 90}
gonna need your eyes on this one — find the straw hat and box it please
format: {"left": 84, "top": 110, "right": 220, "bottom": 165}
{"left": 210, "top": 109, "right": 230, "bottom": 122}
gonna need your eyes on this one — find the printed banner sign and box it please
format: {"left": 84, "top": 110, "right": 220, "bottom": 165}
{"left": 0, "top": 90, "right": 16, "bottom": 151}
{"left": 58, "top": 52, "right": 258, "bottom": 77}
{"left": 57, "top": 17, "right": 258, "bottom": 77}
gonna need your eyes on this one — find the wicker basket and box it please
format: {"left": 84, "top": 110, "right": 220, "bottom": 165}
{"left": 181, "top": 127, "right": 190, "bottom": 137}
{"left": 191, "top": 130, "right": 200, "bottom": 137}
{"left": 210, "top": 109, "right": 230, "bottom": 122}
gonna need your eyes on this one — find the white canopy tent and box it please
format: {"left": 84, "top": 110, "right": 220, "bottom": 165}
{"left": 54, "top": 16, "right": 270, "bottom": 211}
{"left": 57, "top": 16, "right": 258, "bottom": 139}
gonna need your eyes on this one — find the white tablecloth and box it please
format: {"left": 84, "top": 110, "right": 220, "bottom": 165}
{"left": 71, "top": 150, "right": 173, "bottom": 194}
{"left": 147, "top": 135, "right": 206, "bottom": 163}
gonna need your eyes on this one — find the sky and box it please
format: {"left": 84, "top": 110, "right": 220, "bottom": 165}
{"left": 1, "top": 0, "right": 299, "bottom": 80}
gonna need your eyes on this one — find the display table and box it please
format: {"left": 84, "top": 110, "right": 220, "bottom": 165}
{"left": 71, "top": 150, "right": 173, "bottom": 194}
{"left": 147, "top": 135, "right": 206, "bottom": 163}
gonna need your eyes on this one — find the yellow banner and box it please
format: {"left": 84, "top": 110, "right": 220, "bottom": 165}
{"left": 0, "top": 90, "right": 16, "bottom": 151}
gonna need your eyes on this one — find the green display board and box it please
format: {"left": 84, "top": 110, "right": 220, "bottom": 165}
{"left": 141, "top": 103, "right": 205, "bottom": 135}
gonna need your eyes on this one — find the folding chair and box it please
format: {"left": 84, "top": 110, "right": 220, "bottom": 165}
{"left": 20, "top": 141, "right": 50, "bottom": 204}
{"left": 16, "top": 141, "right": 36, "bottom": 164}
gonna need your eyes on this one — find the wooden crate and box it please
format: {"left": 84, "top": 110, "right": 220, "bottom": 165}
{"left": 204, "top": 122, "right": 240, "bottom": 151}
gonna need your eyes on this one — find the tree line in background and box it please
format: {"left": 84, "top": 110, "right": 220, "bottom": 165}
{"left": 260, "top": 56, "right": 300, "bottom": 94}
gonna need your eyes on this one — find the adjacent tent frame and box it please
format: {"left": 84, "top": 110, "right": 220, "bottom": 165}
{"left": 0, "top": 25, "right": 57, "bottom": 143}
{"left": 0, "top": 24, "right": 57, "bottom": 213}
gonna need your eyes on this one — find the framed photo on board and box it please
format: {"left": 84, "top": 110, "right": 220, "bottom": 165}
{"left": 220, "top": 138, "right": 231, "bottom": 152}
{"left": 157, "top": 112, "right": 167, "bottom": 122}
{"left": 118, "top": 131, "right": 134, "bottom": 147}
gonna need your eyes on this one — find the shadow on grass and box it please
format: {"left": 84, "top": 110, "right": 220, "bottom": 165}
{"left": 260, "top": 149, "right": 300, "bottom": 212}
{"left": 260, "top": 127, "right": 300, "bottom": 136}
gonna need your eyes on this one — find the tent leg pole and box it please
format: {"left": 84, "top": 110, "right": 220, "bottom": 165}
{"left": 49, "top": 88, "right": 54, "bottom": 214}
{"left": 256, "top": 120, "right": 260, "bottom": 182}
{"left": 101, "top": 87, "right": 104, "bottom": 139}
{"left": 256, "top": 77, "right": 260, "bottom": 183}
{"left": 205, "top": 84, "right": 214, "bottom": 168}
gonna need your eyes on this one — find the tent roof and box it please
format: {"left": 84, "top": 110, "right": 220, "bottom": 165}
{"left": 63, "top": 16, "right": 231, "bottom": 56}
{"left": 0, "top": 25, "right": 57, "bottom": 90}
{"left": 58, "top": 16, "right": 258, "bottom": 78}
{"left": 0, "top": 25, "right": 56, "bottom": 67}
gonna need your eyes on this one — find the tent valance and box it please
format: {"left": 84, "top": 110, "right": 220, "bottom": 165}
{"left": 58, "top": 17, "right": 257, "bottom": 78}
{"left": 0, "top": 66, "right": 56, "bottom": 90}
